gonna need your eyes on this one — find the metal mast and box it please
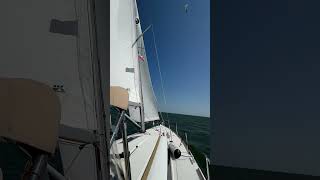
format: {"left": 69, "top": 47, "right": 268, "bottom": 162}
{"left": 134, "top": 0, "right": 146, "bottom": 132}
{"left": 138, "top": 37, "right": 146, "bottom": 132}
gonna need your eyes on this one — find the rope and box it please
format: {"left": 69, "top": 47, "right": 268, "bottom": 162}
{"left": 149, "top": 25, "right": 170, "bottom": 126}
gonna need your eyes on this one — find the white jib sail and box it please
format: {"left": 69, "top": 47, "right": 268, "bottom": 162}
{"left": 134, "top": 0, "right": 160, "bottom": 122}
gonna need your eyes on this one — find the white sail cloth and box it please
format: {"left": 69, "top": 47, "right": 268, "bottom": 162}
{"left": 111, "top": 0, "right": 159, "bottom": 122}
{"left": 110, "top": 0, "right": 141, "bottom": 104}
{"left": 137, "top": 37, "right": 160, "bottom": 122}
{"left": 135, "top": 0, "right": 160, "bottom": 121}
{"left": 0, "top": 1, "right": 102, "bottom": 180}
{"left": 0, "top": 0, "right": 98, "bottom": 130}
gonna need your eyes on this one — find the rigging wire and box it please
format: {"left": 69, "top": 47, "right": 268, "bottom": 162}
{"left": 134, "top": 1, "right": 169, "bottom": 127}
{"left": 64, "top": 143, "right": 90, "bottom": 174}
{"left": 151, "top": 26, "right": 167, "bottom": 106}
{"left": 150, "top": 25, "right": 171, "bottom": 126}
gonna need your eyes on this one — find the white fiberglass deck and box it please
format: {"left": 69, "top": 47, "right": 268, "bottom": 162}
{"left": 113, "top": 125, "right": 206, "bottom": 180}
{"left": 161, "top": 125, "right": 206, "bottom": 180}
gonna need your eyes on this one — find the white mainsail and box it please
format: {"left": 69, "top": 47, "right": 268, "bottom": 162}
{"left": 111, "top": 0, "right": 159, "bottom": 122}
{"left": 0, "top": 0, "right": 107, "bottom": 179}
{"left": 110, "top": 0, "right": 141, "bottom": 104}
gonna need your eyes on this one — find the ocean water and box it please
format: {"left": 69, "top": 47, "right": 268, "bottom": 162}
{"left": 161, "top": 112, "right": 210, "bottom": 176}
{"left": 160, "top": 112, "right": 210, "bottom": 155}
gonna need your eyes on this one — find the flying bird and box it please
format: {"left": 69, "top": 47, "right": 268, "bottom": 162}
{"left": 184, "top": 3, "right": 189, "bottom": 14}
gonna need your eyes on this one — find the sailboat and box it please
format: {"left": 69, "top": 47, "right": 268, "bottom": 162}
{"left": 110, "top": 0, "right": 208, "bottom": 179}
{"left": 0, "top": 0, "right": 208, "bottom": 179}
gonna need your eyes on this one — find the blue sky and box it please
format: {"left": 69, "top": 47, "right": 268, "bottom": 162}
{"left": 137, "top": 0, "right": 210, "bottom": 117}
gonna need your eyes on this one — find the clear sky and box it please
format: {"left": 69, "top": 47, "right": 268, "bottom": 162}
{"left": 137, "top": 0, "right": 210, "bottom": 117}
{"left": 213, "top": 0, "right": 320, "bottom": 176}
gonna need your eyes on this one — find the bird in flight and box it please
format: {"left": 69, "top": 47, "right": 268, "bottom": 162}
{"left": 184, "top": 3, "right": 189, "bottom": 14}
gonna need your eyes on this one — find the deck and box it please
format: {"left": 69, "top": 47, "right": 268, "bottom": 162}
{"left": 112, "top": 125, "right": 206, "bottom": 180}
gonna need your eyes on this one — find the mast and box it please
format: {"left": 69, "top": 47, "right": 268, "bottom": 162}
{"left": 137, "top": 26, "right": 146, "bottom": 132}
{"left": 139, "top": 50, "right": 146, "bottom": 132}
{"left": 134, "top": 0, "right": 145, "bottom": 132}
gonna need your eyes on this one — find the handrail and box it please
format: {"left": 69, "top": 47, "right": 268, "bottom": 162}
{"left": 110, "top": 109, "right": 131, "bottom": 180}
{"left": 30, "top": 154, "right": 48, "bottom": 180}
{"left": 110, "top": 110, "right": 125, "bottom": 146}
{"left": 47, "top": 164, "right": 67, "bottom": 180}
{"left": 121, "top": 118, "right": 131, "bottom": 180}
{"left": 184, "top": 132, "right": 189, "bottom": 153}
{"left": 205, "top": 155, "right": 211, "bottom": 180}
{"left": 125, "top": 114, "right": 141, "bottom": 129}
